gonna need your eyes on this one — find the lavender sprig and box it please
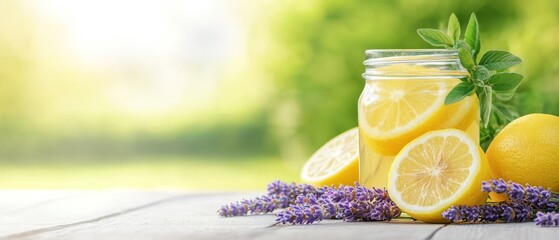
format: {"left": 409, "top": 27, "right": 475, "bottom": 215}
{"left": 219, "top": 194, "right": 290, "bottom": 217}
{"left": 482, "top": 179, "right": 558, "bottom": 211}
{"left": 445, "top": 179, "right": 559, "bottom": 226}
{"left": 443, "top": 202, "right": 531, "bottom": 223}
{"left": 535, "top": 211, "right": 559, "bottom": 227}
{"left": 327, "top": 183, "right": 399, "bottom": 221}
{"left": 276, "top": 194, "right": 337, "bottom": 224}
{"left": 221, "top": 179, "right": 559, "bottom": 227}
{"left": 338, "top": 199, "right": 401, "bottom": 222}
{"left": 323, "top": 182, "right": 389, "bottom": 203}
{"left": 267, "top": 180, "right": 325, "bottom": 198}
{"left": 219, "top": 181, "right": 324, "bottom": 217}
{"left": 275, "top": 183, "right": 401, "bottom": 224}
{"left": 220, "top": 181, "right": 401, "bottom": 223}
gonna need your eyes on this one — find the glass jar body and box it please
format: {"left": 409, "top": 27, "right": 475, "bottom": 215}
{"left": 358, "top": 50, "right": 479, "bottom": 189}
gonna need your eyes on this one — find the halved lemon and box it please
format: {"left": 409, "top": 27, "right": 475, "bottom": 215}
{"left": 300, "top": 127, "right": 359, "bottom": 187}
{"left": 387, "top": 129, "right": 490, "bottom": 223}
{"left": 359, "top": 80, "right": 476, "bottom": 156}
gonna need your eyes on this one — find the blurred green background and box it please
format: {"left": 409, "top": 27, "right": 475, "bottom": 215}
{"left": 0, "top": 0, "right": 557, "bottom": 190}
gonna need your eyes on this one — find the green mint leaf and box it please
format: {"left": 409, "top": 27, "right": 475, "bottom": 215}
{"left": 492, "top": 103, "right": 513, "bottom": 121}
{"left": 417, "top": 29, "right": 454, "bottom": 48}
{"left": 418, "top": 13, "right": 523, "bottom": 133}
{"left": 448, "top": 13, "right": 461, "bottom": 41}
{"left": 458, "top": 48, "right": 475, "bottom": 69}
{"left": 455, "top": 40, "right": 472, "bottom": 53}
{"left": 488, "top": 72, "right": 524, "bottom": 92}
{"left": 494, "top": 90, "right": 515, "bottom": 101}
{"left": 489, "top": 72, "right": 524, "bottom": 101}
{"left": 479, "top": 50, "right": 522, "bottom": 70}
{"left": 445, "top": 81, "right": 475, "bottom": 105}
{"left": 464, "top": 13, "right": 480, "bottom": 59}
{"left": 473, "top": 65, "right": 490, "bottom": 81}
{"left": 492, "top": 102, "right": 519, "bottom": 121}
{"left": 497, "top": 102, "right": 519, "bottom": 118}
{"left": 478, "top": 85, "right": 492, "bottom": 128}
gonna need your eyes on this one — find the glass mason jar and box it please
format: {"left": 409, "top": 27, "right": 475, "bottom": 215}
{"left": 358, "top": 49, "right": 479, "bottom": 189}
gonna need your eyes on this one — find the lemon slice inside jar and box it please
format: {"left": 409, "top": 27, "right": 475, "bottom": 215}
{"left": 358, "top": 79, "right": 448, "bottom": 155}
{"left": 358, "top": 62, "right": 477, "bottom": 157}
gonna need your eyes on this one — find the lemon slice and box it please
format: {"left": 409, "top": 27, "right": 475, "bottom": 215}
{"left": 438, "top": 92, "right": 477, "bottom": 130}
{"left": 387, "top": 129, "right": 490, "bottom": 223}
{"left": 359, "top": 81, "right": 446, "bottom": 138}
{"left": 359, "top": 80, "right": 478, "bottom": 156}
{"left": 301, "top": 127, "right": 359, "bottom": 187}
{"left": 358, "top": 80, "right": 447, "bottom": 155}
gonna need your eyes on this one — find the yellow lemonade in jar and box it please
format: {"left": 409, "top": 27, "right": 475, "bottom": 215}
{"left": 358, "top": 50, "right": 479, "bottom": 189}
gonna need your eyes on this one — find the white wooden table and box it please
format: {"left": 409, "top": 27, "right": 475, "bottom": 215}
{"left": 1, "top": 190, "right": 558, "bottom": 240}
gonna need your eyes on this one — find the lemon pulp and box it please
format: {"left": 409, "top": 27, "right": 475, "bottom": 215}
{"left": 301, "top": 127, "right": 359, "bottom": 187}
{"left": 387, "top": 129, "right": 490, "bottom": 223}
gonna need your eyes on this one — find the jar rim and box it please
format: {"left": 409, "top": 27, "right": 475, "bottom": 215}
{"left": 362, "top": 49, "right": 466, "bottom": 80}
{"left": 365, "top": 49, "right": 458, "bottom": 62}
{"left": 365, "top": 49, "right": 458, "bottom": 53}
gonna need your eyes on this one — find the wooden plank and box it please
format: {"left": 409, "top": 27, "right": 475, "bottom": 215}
{"left": 272, "top": 221, "right": 444, "bottom": 240}
{"left": 433, "top": 222, "right": 559, "bottom": 240}
{"left": 0, "top": 190, "right": 82, "bottom": 215}
{"left": 6, "top": 193, "right": 275, "bottom": 240}
{"left": 6, "top": 192, "right": 558, "bottom": 240}
{"left": 0, "top": 190, "right": 182, "bottom": 238}
{"left": 13, "top": 193, "right": 444, "bottom": 240}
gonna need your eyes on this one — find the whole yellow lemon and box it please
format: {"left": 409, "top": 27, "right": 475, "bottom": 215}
{"left": 486, "top": 113, "right": 559, "bottom": 191}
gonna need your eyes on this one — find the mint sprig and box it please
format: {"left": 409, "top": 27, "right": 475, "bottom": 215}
{"left": 417, "top": 13, "right": 524, "bottom": 149}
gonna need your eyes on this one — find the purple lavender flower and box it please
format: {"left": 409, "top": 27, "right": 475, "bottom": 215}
{"left": 276, "top": 198, "right": 400, "bottom": 224}
{"left": 322, "top": 184, "right": 354, "bottom": 202}
{"left": 524, "top": 185, "right": 557, "bottom": 211}
{"left": 275, "top": 183, "right": 400, "bottom": 224}
{"left": 482, "top": 179, "right": 508, "bottom": 193}
{"left": 266, "top": 180, "right": 324, "bottom": 199}
{"left": 318, "top": 198, "right": 338, "bottom": 217}
{"left": 481, "top": 179, "right": 558, "bottom": 212}
{"left": 219, "top": 181, "right": 327, "bottom": 217}
{"left": 276, "top": 205, "right": 305, "bottom": 224}
{"left": 275, "top": 198, "right": 337, "bottom": 224}
{"left": 220, "top": 181, "right": 401, "bottom": 223}
{"left": 507, "top": 181, "right": 526, "bottom": 201}
{"left": 305, "top": 204, "right": 324, "bottom": 223}
{"left": 295, "top": 193, "right": 324, "bottom": 206}
{"left": 219, "top": 201, "right": 248, "bottom": 217}
{"left": 535, "top": 211, "right": 559, "bottom": 227}
{"left": 338, "top": 200, "right": 368, "bottom": 221}
{"left": 442, "top": 202, "right": 531, "bottom": 223}
{"left": 483, "top": 205, "right": 501, "bottom": 222}
{"left": 219, "top": 194, "right": 290, "bottom": 217}
{"left": 481, "top": 181, "right": 493, "bottom": 192}
{"left": 457, "top": 204, "right": 479, "bottom": 222}
{"left": 512, "top": 202, "right": 531, "bottom": 221}
{"left": 367, "top": 200, "right": 401, "bottom": 221}
{"left": 442, "top": 208, "right": 458, "bottom": 221}
{"left": 451, "top": 180, "right": 559, "bottom": 226}
{"left": 276, "top": 193, "right": 337, "bottom": 224}
{"left": 320, "top": 183, "right": 399, "bottom": 222}
{"left": 322, "top": 182, "right": 387, "bottom": 203}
